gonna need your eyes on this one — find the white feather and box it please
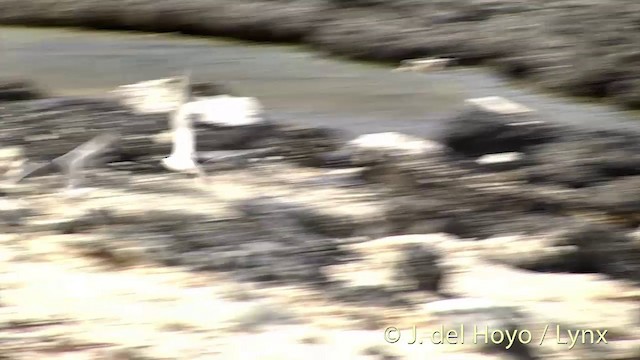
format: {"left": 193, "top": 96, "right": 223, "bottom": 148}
{"left": 162, "top": 104, "right": 199, "bottom": 172}
{"left": 188, "top": 95, "right": 265, "bottom": 127}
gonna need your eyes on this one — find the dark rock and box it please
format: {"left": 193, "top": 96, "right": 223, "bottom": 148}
{"left": 0, "top": 95, "right": 298, "bottom": 171}
{"left": 0, "top": 97, "right": 169, "bottom": 162}
{"left": 0, "top": 79, "right": 43, "bottom": 101}
{"left": 586, "top": 177, "right": 640, "bottom": 215}
{"left": 385, "top": 195, "right": 456, "bottom": 233}
{"left": 38, "top": 203, "right": 351, "bottom": 285}
{"left": 471, "top": 233, "right": 580, "bottom": 273}
{"left": 235, "top": 196, "right": 367, "bottom": 238}
{"left": 194, "top": 121, "right": 278, "bottom": 152}
{"left": 355, "top": 119, "right": 640, "bottom": 259}
{"left": 229, "top": 302, "right": 300, "bottom": 332}
{"left": 190, "top": 82, "right": 232, "bottom": 97}
{"left": 260, "top": 124, "right": 348, "bottom": 167}
{"left": 608, "top": 78, "right": 640, "bottom": 109}
{"left": 315, "top": 150, "right": 354, "bottom": 168}
{"left": 557, "top": 225, "right": 640, "bottom": 281}
{"left": 68, "top": 233, "right": 159, "bottom": 267}
{"left": 491, "top": 223, "right": 640, "bottom": 283}
{"left": 96, "top": 348, "right": 162, "bottom": 360}
{"left": 526, "top": 130, "right": 640, "bottom": 187}
{"left": 326, "top": 284, "right": 410, "bottom": 307}
{"left": 395, "top": 243, "right": 442, "bottom": 292}
{"left": 361, "top": 346, "right": 400, "bottom": 360}
{"left": 441, "top": 210, "right": 570, "bottom": 240}
{"left": 441, "top": 107, "right": 563, "bottom": 157}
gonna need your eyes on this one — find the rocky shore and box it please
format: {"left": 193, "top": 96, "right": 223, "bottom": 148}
{"left": 1, "top": 81, "right": 639, "bottom": 359}
{"left": 1, "top": 0, "right": 640, "bottom": 109}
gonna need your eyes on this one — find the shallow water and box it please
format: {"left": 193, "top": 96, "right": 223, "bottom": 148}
{"left": 1, "top": 26, "right": 639, "bottom": 138}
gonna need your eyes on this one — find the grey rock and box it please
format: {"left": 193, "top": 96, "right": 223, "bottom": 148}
{"left": 441, "top": 105, "right": 563, "bottom": 157}
{"left": 0, "top": 79, "right": 43, "bottom": 101}
{"left": 476, "top": 152, "right": 526, "bottom": 171}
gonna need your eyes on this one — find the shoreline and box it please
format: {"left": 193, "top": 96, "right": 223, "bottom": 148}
{"left": 1, "top": 0, "right": 639, "bottom": 112}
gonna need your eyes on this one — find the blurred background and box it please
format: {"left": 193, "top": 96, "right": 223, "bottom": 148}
{"left": 0, "top": 1, "right": 639, "bottom": 359}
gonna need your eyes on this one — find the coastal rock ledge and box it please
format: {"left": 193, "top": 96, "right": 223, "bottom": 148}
{"left": 1, "top": 85, "right": 639, "bottom": 359}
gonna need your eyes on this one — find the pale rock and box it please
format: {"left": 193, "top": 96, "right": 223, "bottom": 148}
{"left": 628, "top": 227, "right": 640, "bottom": 247}
{"left": 423, "top": 297, "right": 527, "bottom": 351}
{"left": 475, "top": 152, "right": 526, "bottom": 171}
{"left": 393, "top": 57, "right": 454, "bottom": 72}
{"left": 476, "top": 152, "right": 523, "bottom": 165}
{"left": 439, "top": 256, "right": 640, "bottom": 335}
{"left": 468, "top": 234, "right": 578, "bottom": 269}
{"left": 0, "top": 146, "right": 26, "bottom": 182}
{"left": 465, "top": 96, "right": 533, "bottom": 115}
{"left": 348, "top": 132, "right": 444, "bottom": 157}
{"left": 0, "top": 197, "right": 31, "bottom": 226}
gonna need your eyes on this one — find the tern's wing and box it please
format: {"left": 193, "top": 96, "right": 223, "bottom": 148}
{"left": 52, "top": 132, "right": 120, "bottom": 187}
{"left": 182, "top": 69, "right": 192, "bottom": 103}
{"left": 8, "top": 132, "right": 120, "bottom": 189}
{"left": 53, "top": 132, "right": 120, "bottom": 164}
{"left": 8, "top": 160, "right": 53, "bottom": 183}
{"left": 199, "top": 147, "right": 277, "bottom": 164}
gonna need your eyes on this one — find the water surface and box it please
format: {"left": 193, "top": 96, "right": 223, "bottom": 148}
{"left": 1, "top": 26, "right": 638, "bottom": 137}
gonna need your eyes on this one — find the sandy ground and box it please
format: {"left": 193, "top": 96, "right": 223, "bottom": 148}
{"left": 0, "top": 165, "right": 480, "bottom": 360}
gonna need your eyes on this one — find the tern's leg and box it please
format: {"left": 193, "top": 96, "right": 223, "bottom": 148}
{"left": 65, "top": 156, "right": 85, "bottom": 190}
{"left": 62, "top": 156, "right": 95, "bottom": 197}
{"left": 192, "top": 163, "right": 209, "bottom": 187}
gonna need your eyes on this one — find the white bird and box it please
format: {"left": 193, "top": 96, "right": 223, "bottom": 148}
{"left": 160, "top": 71, "right": 202, "bottom": 176}
{"left": 10, "top": 72, "right": 268, "bottom": 193}
{"left": 160, "top": 72, "right": 266, "bottom": 178}
{"left": 162, "top": 111, "right": 198, "bottom": 173}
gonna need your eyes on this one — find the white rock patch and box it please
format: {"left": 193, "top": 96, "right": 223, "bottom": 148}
{"left": 349, "top": 132, "right": 444, "bottom": 156}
